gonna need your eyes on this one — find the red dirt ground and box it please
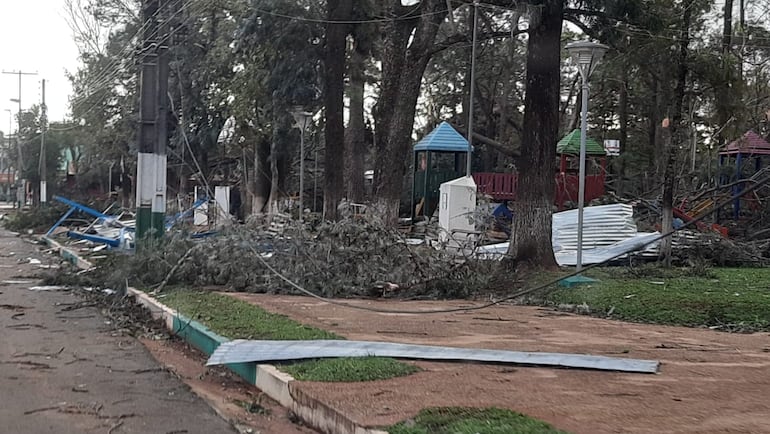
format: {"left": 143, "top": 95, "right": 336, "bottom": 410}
{"left": 229, "top": 294, "right": 770, "bottom": 434}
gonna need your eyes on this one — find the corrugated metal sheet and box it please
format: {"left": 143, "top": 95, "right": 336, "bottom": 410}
{"left": 477, "top": 204, "right": 660, "bottom": 265}
{"left": 207, "top": 340, "right": 660, "bottom": 374}
{"left": 554, "top": 233, "right": 660, "bottom": 266}
{"left": 552, "top": 204, "right": 637, "bottom": 251}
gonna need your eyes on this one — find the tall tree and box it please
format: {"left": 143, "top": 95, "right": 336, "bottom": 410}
{"left": 234, "top": 0, "right": 324, "bottom": 214}
{"left": 715, "top": 0, "right": 738, "bottom": 145}
{"left": 506, "top": 0, "right": 563, "bottom": 267}
{"left": 660, "top": 0, "right": 694, "bottom": 266}
{"left": 372, "top": 0, "right": 448, "bottom": 225}
{"left": 344, "top": 18, "right": 373, "bottom": 203}
{"left": 323, "top": 0, "right": 353, "bottom": 220}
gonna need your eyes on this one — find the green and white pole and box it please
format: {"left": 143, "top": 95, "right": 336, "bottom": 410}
{"left": 136, "top": 0, "right": 168, "bottom": 242}
{"left": 136, "top": 153, "right": 166, "bottom": 238}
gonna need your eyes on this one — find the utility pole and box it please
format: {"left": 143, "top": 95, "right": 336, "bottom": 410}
{"left": 4, "top": 109, "right": 11, "bottom": 200}
{"left": 3, "top": 70, "right": 38, "bottom": 208}
{"left": 39, "top": 79, "right": 47, "bottom": 206}
{"left": 136, "top": 0, "right": 170, "bottom": 242}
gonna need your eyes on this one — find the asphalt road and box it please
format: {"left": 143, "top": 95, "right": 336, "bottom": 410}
{"left": 0, "top": 229, "right": 236, "bottom": 434}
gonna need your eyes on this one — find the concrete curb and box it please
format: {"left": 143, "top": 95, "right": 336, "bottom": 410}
{"left": 128, "top": 288, "right": 387, "bottom": 434}
{"left": 39, "top": 239, "right": 388, "bottom": 434}
{"left": 41, "top": 236, "right": 95, "bottom": 270}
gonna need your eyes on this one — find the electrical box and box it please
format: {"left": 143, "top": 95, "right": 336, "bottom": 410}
{"left": 438, "top": 176, "right": 477, "bottom": 246}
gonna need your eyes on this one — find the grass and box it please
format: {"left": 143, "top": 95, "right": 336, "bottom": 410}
{"left": 543, "top": 267, "right": 770, "bottom": 331}
{"left": 388, "top": 407, "right": 568, "bottom": 434}
{"left": 283, "top": 356, "right": 420, "bottom": 382}
{"left": 159, "top": 290, "right": 419, "bottom": 381}
{"left": 161, "top": 290, "right": 340, "bottom": 340}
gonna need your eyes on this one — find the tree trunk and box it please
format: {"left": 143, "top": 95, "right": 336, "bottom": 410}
{"left": 323, "top": 0, "right": 352, "bottom": 220}
{"left": 268, "top": 93, "right": 283, "bottom": 214}
{"left": 506, "top": 0, "right": 562, "bottom": 268}
{"left": 616, "top": 66, "right": 629, "bottom": 196}
{"left": 250, "top": 138, "right": 271, "bottom": 214}
{"left": 568, "top": 87, "right": 582, "bottom": 132}
{"left": 372, "top": 0, "right": 448, "bottom": 225}
{"left": 345, "top": 35, "right": 367, "bottom": 203}
{"left": 715, "top": 0, "right": 734, "bottom": 146}
{"left": 661, "top": 0, "right": 694, "bottom": 267}
{"left": 652, "top": 68, "right": 666, "bottom": 178}
{"left": 561, "top": 75, "right": 579, "bottom": 133}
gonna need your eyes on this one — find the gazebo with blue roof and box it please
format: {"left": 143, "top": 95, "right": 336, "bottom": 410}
{"left": 412, "top": 122, "right": 470, "bottom": 218}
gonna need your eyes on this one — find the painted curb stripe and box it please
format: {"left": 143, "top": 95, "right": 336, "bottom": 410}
{"left": 128, "top": 289, "right": 386, "bottom": 434}
{"left": 40, "top": 241, "right": 387, "bottom": 434}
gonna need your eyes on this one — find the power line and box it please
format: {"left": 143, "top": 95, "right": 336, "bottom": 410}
{"left": 68, "top": 0, "right": 195, "bottom": 110}
{"left": 248, "top": 4, "right": 445, "bottom": 25}
{"left": 68, "top": 0, "right": 213, "bottom": 113}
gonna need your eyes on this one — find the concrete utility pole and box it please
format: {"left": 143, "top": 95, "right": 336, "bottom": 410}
{"left": 4, "top": 109, "right": 11, "bottom": 199}
{"left": 39, "top": 79, "right": 47, "bottom": 206}
{"left": 136, "top": 0, "right": 171, "bottom": 242}
{"left": 3, "top": 70, "right": 38, "bottom": 208}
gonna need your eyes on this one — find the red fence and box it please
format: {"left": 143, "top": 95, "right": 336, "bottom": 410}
{"left": 473, "top": 172, "right": 606, "bottom": 209}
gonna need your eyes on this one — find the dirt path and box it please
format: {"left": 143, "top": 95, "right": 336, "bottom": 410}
{"left": 0, "top": 230, "right": 236, "bottom": 434}
{"left": 231, "top": 293, "right": 770, "bottom": 434}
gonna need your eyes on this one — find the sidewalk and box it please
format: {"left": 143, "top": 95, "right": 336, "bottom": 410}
{"left": 0, "top": 229, "right": 236, "bottom": 434}
{"left": 231, "top": 293, "right": 770, "bottom": 434}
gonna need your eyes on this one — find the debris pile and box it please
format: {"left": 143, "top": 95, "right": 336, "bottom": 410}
{"left": 122, "top": 219, "right": 494, "bottom": 299}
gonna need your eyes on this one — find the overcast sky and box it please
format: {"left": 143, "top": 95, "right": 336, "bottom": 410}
{"left": 0, "top": 0, "right": 80, "bottom": 135}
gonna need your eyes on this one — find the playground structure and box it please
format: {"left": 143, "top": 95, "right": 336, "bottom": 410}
{"left": 412, "top": 123, "right": 607, "bottom": 218}
{"left": 669, "top": 130, "right": 769, "bottom": 238}
{"left": 717, "top": 130, "right": 770, "bottom": 220}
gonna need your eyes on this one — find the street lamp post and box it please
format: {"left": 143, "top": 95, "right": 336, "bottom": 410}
{"left": 565, "top": 40, "right": 608, "bottom": 273}
{"left": 291, "top": 108, "right": 314, "bottom": 224}
{"left": 466, "top": 0, "right": 480, "bottom": 176}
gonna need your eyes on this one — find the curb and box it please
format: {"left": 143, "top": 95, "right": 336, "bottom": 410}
{"left": 129, "top": 288, "right": 387, "bottom": 434}
{"left": 41, "top": 237, "right": 388, "bottom": 434}
{"left": 41, "top": 236, "right": 95, "bottom": 270}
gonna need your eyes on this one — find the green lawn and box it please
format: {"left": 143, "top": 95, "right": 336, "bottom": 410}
{"left": 283, "top": 356, "right": 420, "bottom": 382}
{"left": 159, "top": 290, "right": 418, "bottom": 381}
{"left": 389, "top": 407, "right": 567, "bottom": 434}
{"left": 544, "top": 267, "right": 770, "bottom": 331}
{"left": 161, "top": 290, "right": 339, "bottom": 340}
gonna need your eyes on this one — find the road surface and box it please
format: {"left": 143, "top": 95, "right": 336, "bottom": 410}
{"left": 0, "top": 229, "right": 236, "bottom": 434}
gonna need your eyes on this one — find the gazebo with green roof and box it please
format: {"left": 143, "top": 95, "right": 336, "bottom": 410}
{"left": 556, "top": 129, "right": 607, "bottom": 174}
{"left": 554, "top": 129, "right": 608, "bottom": 210}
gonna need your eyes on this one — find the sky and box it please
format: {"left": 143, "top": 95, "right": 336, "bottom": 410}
{"left": 0, "top": 0, "right": 80, "bottom": 136}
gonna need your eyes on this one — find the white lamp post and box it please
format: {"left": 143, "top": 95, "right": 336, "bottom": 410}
{"left": 465, "top": 0, "right": 479, "bottom": 176}
{"left": 565, "top": 40, "right": 608, "bottom": 272}
{"left": 291, "top": 107, "right": 314, "bottom": 224}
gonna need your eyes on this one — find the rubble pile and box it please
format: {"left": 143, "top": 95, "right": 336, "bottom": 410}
{"left": 126, "top": 219, "right": 494, "bottom": 299}
{"left": 671, "top": 233, "right": 770, "bottom": 266}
